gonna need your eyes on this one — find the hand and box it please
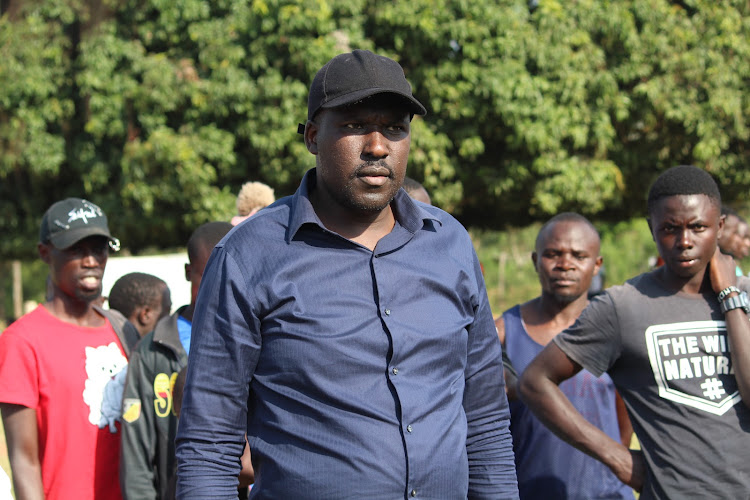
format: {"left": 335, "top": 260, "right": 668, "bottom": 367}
{"left": 709, "top": 247, "right": 737, "bottom": 294}
{"left": 609, "top": 447, "right": 646, "bottom": 492}
{"left": 504, "top": 368, "right": 519, "bottom": 401}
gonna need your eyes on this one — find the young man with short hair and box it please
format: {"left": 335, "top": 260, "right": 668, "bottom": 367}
{"left": 108, "top": 272, "right": 172, "bottom": 338}
{"left": 0, "top": 198, "right": 135, "bottom": 500}
{"left": 520, "top": 165, "right": 750, "bottom": 498}
{"left": 120, "top": 221, "right": 233, "bottom": 500}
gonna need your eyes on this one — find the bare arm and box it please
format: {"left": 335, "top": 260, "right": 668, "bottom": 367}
{"left": 1, "top": 403, "right": 44, "bottom": 500}
{"left": 518, "top": 343, "right": 645, "bottom": 491}
{"left": 238, "top": 437, "right": 254, "bottom": 488}
{"left": 614, "top": 391, "right": 634, "bottom": 447}
{"left": 708, "top": 248, "right": 750, "bottom": 406}
{"left": 495, "top": 315, "right": 519, "bottom": 401}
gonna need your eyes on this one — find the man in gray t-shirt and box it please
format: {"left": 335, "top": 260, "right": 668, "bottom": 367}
{"left": 520, "top": 165, "right": 750, "bottom": 499}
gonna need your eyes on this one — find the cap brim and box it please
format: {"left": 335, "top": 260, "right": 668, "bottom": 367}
{"left": 320, "top": 89, "right": 427, "bottom": 117}
{"left": 49, "top": 227, "right": 115, "bottom": 249}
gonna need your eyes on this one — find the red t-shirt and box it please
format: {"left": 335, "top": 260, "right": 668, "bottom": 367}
{"left": 0, "top": 305, "right": 126, "bottom": 500}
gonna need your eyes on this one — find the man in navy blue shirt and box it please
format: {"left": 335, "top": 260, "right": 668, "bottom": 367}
{"left": 175, "top": 49, "right": 518, "bottom": 499}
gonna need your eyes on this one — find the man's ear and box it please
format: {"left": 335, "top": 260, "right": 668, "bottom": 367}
{"left": 593, "top": 255, "right": 604, "bottom": 276}
{"left": 304, "top": 120, "right": 319, "bottom": 155}
{"left": 137, "top": 306, "right": 151, "bottom": 327}
{"left": 185, "top": 263, "right": 191, "bottom": 282}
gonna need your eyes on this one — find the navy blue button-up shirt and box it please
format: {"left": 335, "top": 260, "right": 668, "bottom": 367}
{"left": 176, "top": 170, "right": 518, "bottom": 499}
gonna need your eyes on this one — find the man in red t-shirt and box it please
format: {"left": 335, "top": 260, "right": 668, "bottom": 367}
{"left": 0, "top": 198, "right": 135, "bottom": 500}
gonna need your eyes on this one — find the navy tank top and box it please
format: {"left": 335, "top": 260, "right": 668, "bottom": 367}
{"left": 503, "top": 305, "right": 635, "bottom": 500}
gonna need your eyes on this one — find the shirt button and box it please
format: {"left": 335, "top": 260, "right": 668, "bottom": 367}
{"left": 410, "top": 489, "right": 417, "bottom": 497}
{"left": 406, "top": 424, "right": 413, "bottom": 433}
{"left": 391, "top": 367, "right": 398, "bottom": 375}
{"left": 384, "top": 308, "right": 391, "bottom": 316}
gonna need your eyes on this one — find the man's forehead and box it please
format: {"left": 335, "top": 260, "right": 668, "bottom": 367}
{"left": 542, "top": 220, "right": 598, "bottom": 241}
{"left": 650, "top": 193, "right": 720, "bottom": 218}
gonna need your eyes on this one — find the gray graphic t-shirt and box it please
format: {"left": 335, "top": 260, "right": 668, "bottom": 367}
{"left": 554, "top": 270, "right": 750, "bottom": 500}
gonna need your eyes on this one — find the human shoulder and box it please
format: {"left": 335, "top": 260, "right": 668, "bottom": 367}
{"left": 494, "top": 314, "right": 506, "bottom": 345}
{"left": 406, "top": 203, "right": 476, "bottom": 256}
{"left": 417, "top": 202, "right": 461, "bottom": 229}
{"left": 0, "top": 305, "right": 60, "bottom": 343}
{"left": 143, "top": 308, "right": 184, "bottom": 353}
{"left": 221, "top": 196, "right": 294, "bottom": 251}
{"left": 599, "top": 270, "right": 660, "bottom": 306}
{"left": 495, "top": 304, "right": 526, "bottom": 346}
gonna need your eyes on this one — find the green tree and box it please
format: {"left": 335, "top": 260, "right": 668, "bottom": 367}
{"left": 1, "top": 0, "right": 749, "bottom": 259}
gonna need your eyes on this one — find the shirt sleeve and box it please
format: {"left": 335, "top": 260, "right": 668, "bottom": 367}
{"left": 552, "top": 291, "right": 622, "bottom": 377}
{"left": 463, "top": 254, "right": 520, "bottom": 499}
{"left": 0, "top": 327, "right": 39, "bottom": 409}
{"left": 175, "top": 247, "right": 261, "bottom": 498}
{"left": 120, "top": 351, "right": 158, "bottom": 500}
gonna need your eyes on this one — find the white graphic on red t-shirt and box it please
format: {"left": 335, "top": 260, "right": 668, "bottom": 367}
{"left": 82, "top": 342, "right": 128, "bottom": 426}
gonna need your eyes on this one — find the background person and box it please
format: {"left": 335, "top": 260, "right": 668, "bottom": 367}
{"left": 402, "top": 176, "right": 432, "bottom": 205}
{"left": 176, "top": 49, "right": 518, "bottom": 498}
{"left": 108, "top": 272, "right": 172, "bottom": 338}
{"left": 230, "top": 181, "right": 276, "bottom": 225}
{"left": 497, "top": 212, "right": 633, "bottom": 499}
{"left": 0, "top": 198, "right": 135, "bottom": 500}
{"left": 519, "top": 165, "right": 750, "bottom": 498}
{"left": 718, "top": 205, "right": 746, "bottom": 276}
{"left": 119, "top": 221, "right": 233, "bottom": 500}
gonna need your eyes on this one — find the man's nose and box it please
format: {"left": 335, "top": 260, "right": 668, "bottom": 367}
{"left": 362, "top": 129, "right": 388, "bottom": 159}
{"left": 677, "top": 228, "right": 693, "bottom": 248}
{"left": 555, "top": 254, "right": 575, "bottom": 269}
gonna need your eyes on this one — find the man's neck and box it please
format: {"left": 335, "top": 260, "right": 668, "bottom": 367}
{"left": 44, "top": 295, "right": 106, "bottom": 328}
{"left": 310, "top": 190, "right": 396, "bottom": 251}
{"left": 655, "top": 265, "right": 710, "bottom": 295}
{"left": 521, "top": 294, "right": 589, "bottom": 346}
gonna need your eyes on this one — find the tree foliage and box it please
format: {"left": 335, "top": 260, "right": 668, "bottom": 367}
{"left": 1, "top": 0, "right": 749, "bottom": 258}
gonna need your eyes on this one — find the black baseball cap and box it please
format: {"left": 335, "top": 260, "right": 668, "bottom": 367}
{"left": 39, "top": 198, "right": 120, "bottom": 251}
{"left": 301, "top": 50, "right": 426, "bottom": 130}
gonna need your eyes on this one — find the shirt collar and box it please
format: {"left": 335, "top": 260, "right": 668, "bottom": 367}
{"left": 287, "top": 168, "right": 440, "bottom": 243}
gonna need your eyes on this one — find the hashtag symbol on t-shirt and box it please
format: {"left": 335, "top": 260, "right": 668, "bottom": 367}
{"left": 700, "top": 378, "right": 726, "bottom": 400}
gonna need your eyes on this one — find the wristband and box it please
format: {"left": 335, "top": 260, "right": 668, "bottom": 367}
{"left": 720, "top": 291, "right": 750, "bottom": 314}
{"left": 718, "top": 286, "right": 741, "bottom": 302}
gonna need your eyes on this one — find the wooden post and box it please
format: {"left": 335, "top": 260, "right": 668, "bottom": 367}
{"left": 12, "top": 259, "right": 22, "bottom": 320}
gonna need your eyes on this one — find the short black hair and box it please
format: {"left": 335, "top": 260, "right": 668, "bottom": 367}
{"left": 402, "top": 176, "right": 425, "bottom": 195}
{"left": 108, "top": 272, "right": 167, "bottom": 318}
{"left": 647, "top": 165, "right": 721, "bottom": 215}
{"left": 187, "top": 221, "right": 233, "bottom": 263}
{"left": 535, "top": 212, "right": 600, "bottom": 250}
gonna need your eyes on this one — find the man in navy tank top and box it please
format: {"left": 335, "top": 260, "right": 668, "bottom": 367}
{"left": 496, "top": 212, "right": 635, "bottom": 499}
